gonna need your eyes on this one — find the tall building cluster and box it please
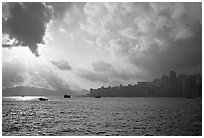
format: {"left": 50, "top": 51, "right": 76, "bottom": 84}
{"left": 88, "top": 71, "right": 202, "bottom": 97}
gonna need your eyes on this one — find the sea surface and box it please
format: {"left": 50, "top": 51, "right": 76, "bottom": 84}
{"left": 2, "top": 96, "right": 202, "bottom": 136}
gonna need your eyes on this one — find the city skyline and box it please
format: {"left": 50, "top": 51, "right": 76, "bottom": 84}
{"left": 88, "top": 70, "right": 202, "bottom": 97}
{"left": 2, "top": 2, "right": 202, "bottom": 94}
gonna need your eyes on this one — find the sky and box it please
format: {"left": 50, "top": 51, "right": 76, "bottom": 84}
{"left": 2, "top": 2, "right": 202, "bottom": 92}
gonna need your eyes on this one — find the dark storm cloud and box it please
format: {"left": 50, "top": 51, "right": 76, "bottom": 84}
{"left": 2, "top": 2, "right": 52, "bottom": 56}
{"left": 50, "top": 59, "right": 72, "bottom": 71}
{"left": 46, "top": 2, "right": 72, "bottom": 19}
{"left": 46, "top": 2, "right": 85, "bottom": 20}
{"left": 2, "top": 44, "right": 11, "bottom": 48}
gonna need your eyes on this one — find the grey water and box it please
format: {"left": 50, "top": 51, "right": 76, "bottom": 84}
{"left": 2, "top": 96, "right": 202, "bottom": 136}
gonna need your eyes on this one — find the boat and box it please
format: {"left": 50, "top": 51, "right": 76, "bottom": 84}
{"left": 94, "top": 96, "right": 101, "bottom": 98}
{"left": 64, "top": 94, "right": 71, "bottom": 98}
{"left": 39, "top": 97, "right": 48, "bottom": 101}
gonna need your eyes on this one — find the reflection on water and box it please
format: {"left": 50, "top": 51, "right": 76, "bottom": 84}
{"left": 2, "top": 97, "right": 202, "bottom": 136}
{"left": 4, "top": 96, "right": 43, "bottom": 101}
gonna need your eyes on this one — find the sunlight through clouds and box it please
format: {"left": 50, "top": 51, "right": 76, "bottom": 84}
{"left": 2, "top": 2, "right": 202, "bottom": 90}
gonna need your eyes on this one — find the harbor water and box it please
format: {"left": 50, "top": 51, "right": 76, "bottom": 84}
{"left": 2, "top": 96, "right": 202, "bottom": 136}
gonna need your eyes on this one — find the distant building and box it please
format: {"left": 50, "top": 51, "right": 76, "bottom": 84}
{"left": 152, "top": 79, "right": 162, "bottom": 87}
{"left": 137, "top": 82, "right": 151, "bottom": 86}
{"left": 177, "top": 73, "right": 187, "bottom": 96}
{"left": 169, "top": 71, "right": 177, "bottom": 83}
{"left": 161, "top": 75, "right": 169, "bottom": 85}
{"left": 191, "top": 74, "right": 202, "bottom": 97}
{"left": 88, "top": 71, "right": 201, "bottom": 98}
{"left": 160, "top": 75, "right": 170, "bottom": 96}
{"left": 182, "top": 76, "right": 192, "bottom": 97}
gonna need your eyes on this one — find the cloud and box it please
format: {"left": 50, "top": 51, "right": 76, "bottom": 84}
{"left": 130, "top": 27, "right": 202, "bottom": 74}
{"left": 81, "top": 3, "right": 108, "bottom": 36}
{"left": 91, "top": 60, "right": 112, "bottom": 72}
{"left": 109, "top": 39, "right": 138, "bottom": 57}
{"left": 50, "top": 59, "right": 72, "bottom": 71}
{"left": 46, "top": 2, "right": 86, "bottom": 36}
{"left": 2, "top": 58, "right": 72, "bottom": 91}
{"left": 78, "top": 69, "right": 109, "bottom": 83}
{"left": 45, "top": 2, "right": 72, "bottom": 20}
{"left": 112, "top": 26, "right": 201, "bottom": 76}
{"left": 46, "top": 2, "right": 85, "bottom": 20}
{"left": 80, "top": 3, "right": 152, "bottom": 42}
{"left": 3, "top": 3, "right": 201, "bottom": 90}
{"left": 105, "top": 3, "right": 202, "bottom": 77}
{"left": 2, "top": 60, "right": 25, "bottom": 88}
{"left": 2, "top": 2, "right": 52, "bottom": 56}
{"left": 78, "top": 60, "right": 150, "bottom": 85}
{"left": 119, "top": 28, "right": 140, "bottom": 40}
{"left": 170, "top": 24, "right": 194, "bottom": 41}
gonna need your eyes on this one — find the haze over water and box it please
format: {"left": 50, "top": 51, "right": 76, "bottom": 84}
{"left": 2, "top": 96, "right": 202, "bottom": 136}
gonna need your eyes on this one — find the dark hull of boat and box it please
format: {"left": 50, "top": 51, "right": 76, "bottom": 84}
{"left": 64, "top": 95, "right": 71, "bottom": 98}
{"left": 39, "top": 98, "right": 48, "bottom": 101}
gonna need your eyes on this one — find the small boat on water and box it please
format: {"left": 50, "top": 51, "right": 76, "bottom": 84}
{"left": 64, "top": 94, "right": 71, "bottom": 98}
{"left": 39, "top": 97, "right": 48, "bottom": 101}
{"left": 94, "top": 96, "right": 101, "bottom": 98}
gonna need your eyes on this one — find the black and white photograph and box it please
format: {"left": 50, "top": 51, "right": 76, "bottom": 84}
{"left": 2, "top": 2, "right": 202, "bottom": 136}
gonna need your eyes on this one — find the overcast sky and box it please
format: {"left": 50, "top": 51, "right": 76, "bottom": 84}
{"left": 2, "top": 2, "right": 202, "bottom": 91}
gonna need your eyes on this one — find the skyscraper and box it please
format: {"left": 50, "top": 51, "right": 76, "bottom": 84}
{"left": 169, "top": 71, "right": 177, "bottom": 83}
